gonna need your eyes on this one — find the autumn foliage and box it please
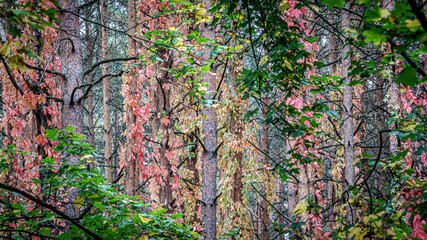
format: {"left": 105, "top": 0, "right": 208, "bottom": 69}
{"left": 0, "top": 0, "right": 426, "bottom": 239}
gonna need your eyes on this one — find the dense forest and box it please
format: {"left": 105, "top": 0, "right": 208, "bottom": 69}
{"left": 0, "top": 0, "right": 426, "bottom": 239}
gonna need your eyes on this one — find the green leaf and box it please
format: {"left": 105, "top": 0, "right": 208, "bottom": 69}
{"left": 323, "top": 0, "right": 344, "bottom": 9}
{"left": 363, "top": 28, "right": 387, "bottom": 45}
{"left": 396, "top": 66, "right": 417, "bottom": 86}
{"left": 199, "top": 65, "right": 210, "bottom": 74}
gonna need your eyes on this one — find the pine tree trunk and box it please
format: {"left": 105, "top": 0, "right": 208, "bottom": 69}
{"left": 59, "top": 0, "right": 84, "bottom": 221}
{"left": 101, "top": 0, "right": 112, "bottom": 182}
{"left": 201, "top": 0, "right": 218, "bottom": 238}
{"left": 125, "top": 0, "right": 137, "bottom": 196}
{"left": 85, "top": 2, "right": 95, "bottom": 171}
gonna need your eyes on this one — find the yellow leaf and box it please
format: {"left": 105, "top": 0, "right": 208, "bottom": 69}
{"left": 311, "top": 5, "right": 320, "bottom": 12}
{"left": 379, "top": 8, "right": 390, "bottom": 19}
{"left": 155, "top": 206, "right": 165, "bottom": 212}
{"left": 174, "top": 40, "right": 186, "bottom": 51}
{"left": 349, "top": 226, "right": 368, "bottom": 240}
{"left": 196, "top": 16, "right": 212, "bottom": 25}
{"left": 282, "top": 59, "right": 292, "bottom": 70}
{"left": 138, "top": 232, "right": 155, "bottom": 240}
{"left": 293, "top": 201, "right": 308, "bottom": 215}
{"left": 0, "top": 41, "right": 12, "bottom": 56}
{"left": 89, "top": 194, "right": 99, "bottom": 199}
{"left": 260, "top": 55, "right": 268, "bottom": 65}
{"left": 388, "top": 162, "right": 399, "bottom": 169}
{"left": 363, "top": 216, "right": 370, "bottom": 224}
{"left": 371, "top": 220, "right": 382, "bottom": 228}
{"left": 80, "top": 155, "right": 93, "bottom": 160}
{"left": 196, "top": 7, "right": 207, "bottom": 20}
{"left": 279, "top": 2, "right": 290, "bottom": 12}
{"left": 406, "top": 19, "right": 421, "bottom": 28}
{"left": 73, "top": 196, "right": 83, "bottom": 208}
{"left": 139, "top": 216, "right": 151, "bottom": 224}
{"left": 9, "top": 55, "right": 27, "bottom": 71}
{"left": 403, "top": 120, "right": 418, "bottom": 131}
{"left": 169, "top": 27, "right": 178, "bottom": 31}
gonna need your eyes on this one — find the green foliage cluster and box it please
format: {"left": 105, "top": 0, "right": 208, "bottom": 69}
{"left": 0, "top": 128, "right": 199, "bottom": 239}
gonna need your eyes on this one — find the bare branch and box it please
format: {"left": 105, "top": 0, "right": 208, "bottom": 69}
{"left": 83, "top": 57, "right": 137, "bottom": 77}
{"left": 75, "top": 70, "right": 124, "bottom": 104}
{"left": 0, "top": 55, "right": 24, "bottom": 95}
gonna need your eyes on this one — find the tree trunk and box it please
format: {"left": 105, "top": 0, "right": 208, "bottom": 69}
{"left": 341, "top": 3, "right": 355, "bottom": 225}
{"left": 261, "top": 103, "right": 270, "bottom": 240}
{"left": 327, "top": 11, "right": 338, "bottom": 227}
{"left": 154, "top": 49, "right": 173, "bottom": 210}
{"left": 125, "top": 0, "right": 137, "bottom": 196}
{"left": 59, "top": 0, "right": 84, "bottom": 221}
{"left": 201, "top": 0, "right": 218, "bottom": 238}
{"left": 0, "top": 0, "right": 6, "bottom": 44}
{"left": 101, "top": 0, "right": 112, "bottom": 181}
{"left": 230, "top": 60, "right": 243, "bottom": 216}
{"left": 276, "top": 178, "right": 284, "bottom": 240}
{"left": 286, "top": 138, "right": 298, "bottom": 216}
{"left": 85, "top": 1, "right": 95, "bottom": 171}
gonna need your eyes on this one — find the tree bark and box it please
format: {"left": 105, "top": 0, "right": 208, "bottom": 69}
{"left": 230, "top": 61, "right": 243, "bottom": 206}
{"left": 59, "top": 0, "right": 84, "bottom": 221}
{"left": 327, "top": 10, "right": 338, "bottom": 228}
{"left": 341, "top": 3, "right": 355, "bottom": 225}
{"left": 201, "top": 0, "right": 218, "bottom": 238}
{"left": 100, "top": 0, "right": 112, "bottom": 182}
{"left": 154, "top": 49, "right": 173, "bottom": 210}
{"left": 229, "top": 59, "right": 244, "bottom": 235}
{"left": 261, "top": 103, "right": 270, "bottom": 240}
{"left": 85, "top": 1, "right": 95, "bottom": 171}
{"left": 124, "top": 0, "right": 137, "bottom": 196}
